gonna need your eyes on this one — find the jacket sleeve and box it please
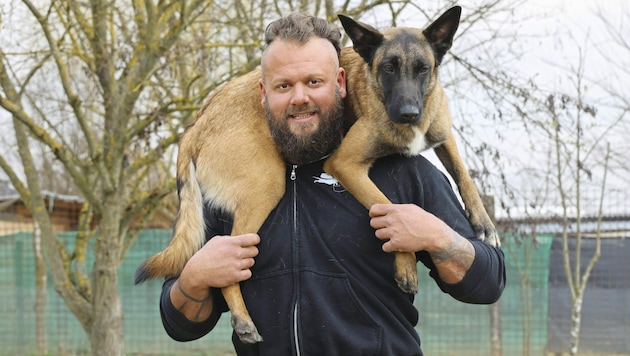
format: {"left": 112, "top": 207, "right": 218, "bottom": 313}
{"left": 159, "top": 204, "right": 232, "bottom": 341}
{"left": 429, "top": 241, "right": 506, "bottom": 304}
{"left": 407, "top": 155, "right": 506, "bottom": 304}
{"left": 160, "top": 278, "right": 225, "bottom": 341}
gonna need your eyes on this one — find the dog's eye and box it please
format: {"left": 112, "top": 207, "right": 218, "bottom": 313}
{"left": 383, "top": 64, "right": 394, "bottom": 73}
{"left": 419, "top": 66, "right": 429, "bottom": 74}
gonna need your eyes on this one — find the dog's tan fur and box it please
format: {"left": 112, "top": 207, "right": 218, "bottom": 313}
{"left": 136, "top": 6, "right": 498, "bottom": 344}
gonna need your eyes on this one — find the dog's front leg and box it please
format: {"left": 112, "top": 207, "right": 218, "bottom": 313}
{"left": 434, "top": 135, "right": 500, "bottom": 247}
{"left": 324, "top": 120, "right": 418, "bottom": 294}
{"left": 323, "top": 120, "right": 390, "bottom": 208}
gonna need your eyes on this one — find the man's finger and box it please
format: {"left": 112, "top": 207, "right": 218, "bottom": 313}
{"left": 369, "top": 203, "right": 391, "bottom": 218}
{"left": 374, "top": 226, "right": 390, "bottom": 241}
{"left": 238, "top": 233, "right": 261, "bottom": 246}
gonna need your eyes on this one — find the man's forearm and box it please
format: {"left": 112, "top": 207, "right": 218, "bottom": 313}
{"left": 429, "top": 229, "right": 476, "bottom": 284}
{"left": 169, "top": 278, "right": 214, "bottom": 322}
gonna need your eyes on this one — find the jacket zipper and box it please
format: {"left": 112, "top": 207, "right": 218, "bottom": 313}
{"left": 290, "top": 164, "right": 301, "bottom": 356}
{"left": 293, "top": 304, "right": 301, "bottom": 356}
{"left": 290, "top": 164, "right": 297, "bottom": 181}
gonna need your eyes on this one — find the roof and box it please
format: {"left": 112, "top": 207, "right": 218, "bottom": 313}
{"left": 0, "top": 181, "right": 84, "bottom": 206}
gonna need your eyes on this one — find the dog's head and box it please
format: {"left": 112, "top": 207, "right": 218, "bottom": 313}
{"left": 338, "top": 6, "right": 461, "bottom": 125}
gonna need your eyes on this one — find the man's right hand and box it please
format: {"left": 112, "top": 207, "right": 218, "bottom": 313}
{"left": 170, "top": 233, "right": 260, "bottom": 322}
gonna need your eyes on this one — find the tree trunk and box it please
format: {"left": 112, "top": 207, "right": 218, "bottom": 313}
{"left": 34, "top": 223, "right": 47, "bottom": 355}
{"left": 89, "top": 197, "right": 125, "bottom": 355}
{"left": 519, "top": 276, "right": 531, "bottom": 356}
{"left": 569, "top": 293, "right": 583, "bottom": 356}
{"left": 483, "top": 195, "right": 503, "bottom": 356}
{"left": 489, "top": 301, "right": 502, "bottom": 356}
{"left": 89, "top": 266, "right": 124, "bottom": 356}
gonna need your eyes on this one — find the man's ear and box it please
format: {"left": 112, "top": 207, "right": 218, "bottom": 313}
{"left": 337, "top": 67, "right": 347, "bottom": 99}
{"left": 259, "top": 79, "right": 267, "bottom": 107}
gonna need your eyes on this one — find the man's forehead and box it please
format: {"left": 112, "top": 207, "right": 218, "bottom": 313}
{"left": 261, "top": 39, "right": 340, "bottom": 84}
{"left": 263, "top": 38, "right": 338, "bottom": 65}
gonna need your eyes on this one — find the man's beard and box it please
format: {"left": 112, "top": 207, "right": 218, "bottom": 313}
{"left": 265, "top": 90, "right": 344, "bottom": 165}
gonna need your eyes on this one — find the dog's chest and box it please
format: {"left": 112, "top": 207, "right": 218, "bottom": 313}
{"left": 404, "top": 127, "right": 431, "bottom": 156}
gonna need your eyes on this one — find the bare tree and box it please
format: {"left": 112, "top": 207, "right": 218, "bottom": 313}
{"left": 548, "top": 89, "right": 609, "bottom": 355}
{"left": 0, "top": 0, "right": 417, "bottom": 354}
{"left": 1, "top": 0, "right": 220, "bottom": 354}
{"left": 550, "top": 48, "right": 612, "bottom": 355}
{"left": 1, "top": 0, "right": 565, "bottom": 354}
{"left": 509, "top": 46, "right": 614, "bottom": 354}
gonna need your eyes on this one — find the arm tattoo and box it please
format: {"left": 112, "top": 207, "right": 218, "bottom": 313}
{"left": 175, "top": 280, "right": 212, "bottom": 321}
{"left": 431, "top": 235, "right": 475, "bottom": 280}
{"left": 177, "top": 281, "right": 211, "bottom": 303}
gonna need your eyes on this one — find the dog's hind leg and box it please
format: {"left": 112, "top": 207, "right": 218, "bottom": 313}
{"left": 324, "top": 121, "right": 418, "bottom": 295}
{"left": 221, "top": 208, "right": 272, "bottom": 344}
{"left": 222, "top": 162, "right": 286, "bottom": 344}
{"left": 434, "top": 135, "right": 500, "bottom": 247}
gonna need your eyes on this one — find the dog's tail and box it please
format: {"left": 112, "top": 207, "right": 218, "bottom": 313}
{"left": 135, "top": 156, "right": 206, "bottom": 284}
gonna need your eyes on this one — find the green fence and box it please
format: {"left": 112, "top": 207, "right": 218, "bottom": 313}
{"left": 0, "top": 230, "right": 552, "bottom": 355}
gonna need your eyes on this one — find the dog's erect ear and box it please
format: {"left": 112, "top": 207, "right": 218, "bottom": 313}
{"left": 338, "top": 14, "right": 385, "bottom": 64}
{"left": 423, "top": 6, "right": 462, "bottom": 66}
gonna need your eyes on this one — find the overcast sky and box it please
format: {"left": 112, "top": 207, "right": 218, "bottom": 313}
{"left": 413, "top": 0, "right": 629, "bottom": 216}
{"left": 1, "top": 0, "right": 627, "bottom": 216}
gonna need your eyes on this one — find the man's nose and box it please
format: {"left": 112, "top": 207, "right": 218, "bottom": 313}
{"left": 290, "top": 84, "right": 310, "bottom": 105}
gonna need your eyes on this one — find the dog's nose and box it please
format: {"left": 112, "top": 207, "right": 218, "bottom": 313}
{"left": 398, "top": 105, "right": 420, "bottom": 124}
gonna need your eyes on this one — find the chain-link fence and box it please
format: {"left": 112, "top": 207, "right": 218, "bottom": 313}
{"left": 0, "top": 214, "right": 628, "bottom": 355}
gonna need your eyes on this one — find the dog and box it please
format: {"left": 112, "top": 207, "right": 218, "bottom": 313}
{"left": 135, "top": 6, "right": 499, "bottom": 345}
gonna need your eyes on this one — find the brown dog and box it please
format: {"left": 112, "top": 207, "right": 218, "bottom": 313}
{"left": 136, "top": 6, "right": 498, "bottom": 344}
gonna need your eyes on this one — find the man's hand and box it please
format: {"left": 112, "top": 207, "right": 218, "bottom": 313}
{"left": 170, "top": 233, "right": 260, "bottom": 322}
{"left": 369, "top": 203, "right": 449, "bottom": 253}
{"left": 181, "top": 233, "right": 260, "bottom": 289}
{"left": 369, "top": 204, "right": 475, "bottom": 284}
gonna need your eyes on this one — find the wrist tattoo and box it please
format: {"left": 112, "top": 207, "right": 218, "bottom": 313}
{"left": 177, "top": 280, "right": 211, "bottom": 303}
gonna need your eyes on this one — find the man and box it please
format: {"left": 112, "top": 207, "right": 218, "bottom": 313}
{"left": 160, "top": 13, "right": 505, "bottom": 355}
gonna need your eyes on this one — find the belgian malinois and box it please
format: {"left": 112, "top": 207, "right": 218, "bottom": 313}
{"left": 136, "top": 6, "right": 499, "bottom": 344}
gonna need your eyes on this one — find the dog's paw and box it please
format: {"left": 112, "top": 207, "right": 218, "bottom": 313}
{"left": 395, "top": 272, "right": 419, "bottom": 295}
{"left": 394, "top": 252, "right": 418, "bottom": 294}
{"left": 232, "top": 314, "right": 263, "bottom": 344}
{"left": 475, "top": 225, "right": 501, "bottom": 248}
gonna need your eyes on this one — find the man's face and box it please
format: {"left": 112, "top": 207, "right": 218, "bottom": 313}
{"left": 260, "top": 38, "right": 347, "bottom": 164}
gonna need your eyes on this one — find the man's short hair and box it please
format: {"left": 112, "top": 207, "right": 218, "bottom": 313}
{"left": 263, "top": 13, "right": 342, "bottom": 56}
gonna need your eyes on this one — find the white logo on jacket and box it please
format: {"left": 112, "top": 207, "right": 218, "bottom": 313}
{"left": 313, "top": 173, "right": 346, "bottom": 192}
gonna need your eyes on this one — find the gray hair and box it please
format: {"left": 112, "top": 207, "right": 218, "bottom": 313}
{"left": 263, "top": 12, "right": 342, "bottom": 56}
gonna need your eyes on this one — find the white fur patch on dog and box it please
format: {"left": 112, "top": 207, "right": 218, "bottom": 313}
{"left": 406, "top": 127, "right": 430, "bottom": 156}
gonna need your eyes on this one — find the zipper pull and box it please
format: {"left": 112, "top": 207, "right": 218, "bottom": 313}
{"left": 290, "top": 165, "right": 297, "bottom": 181}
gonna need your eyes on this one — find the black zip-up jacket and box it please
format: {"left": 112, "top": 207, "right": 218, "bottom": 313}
{"left": 160, "top": 154, "right": 506, "bottom": 355}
